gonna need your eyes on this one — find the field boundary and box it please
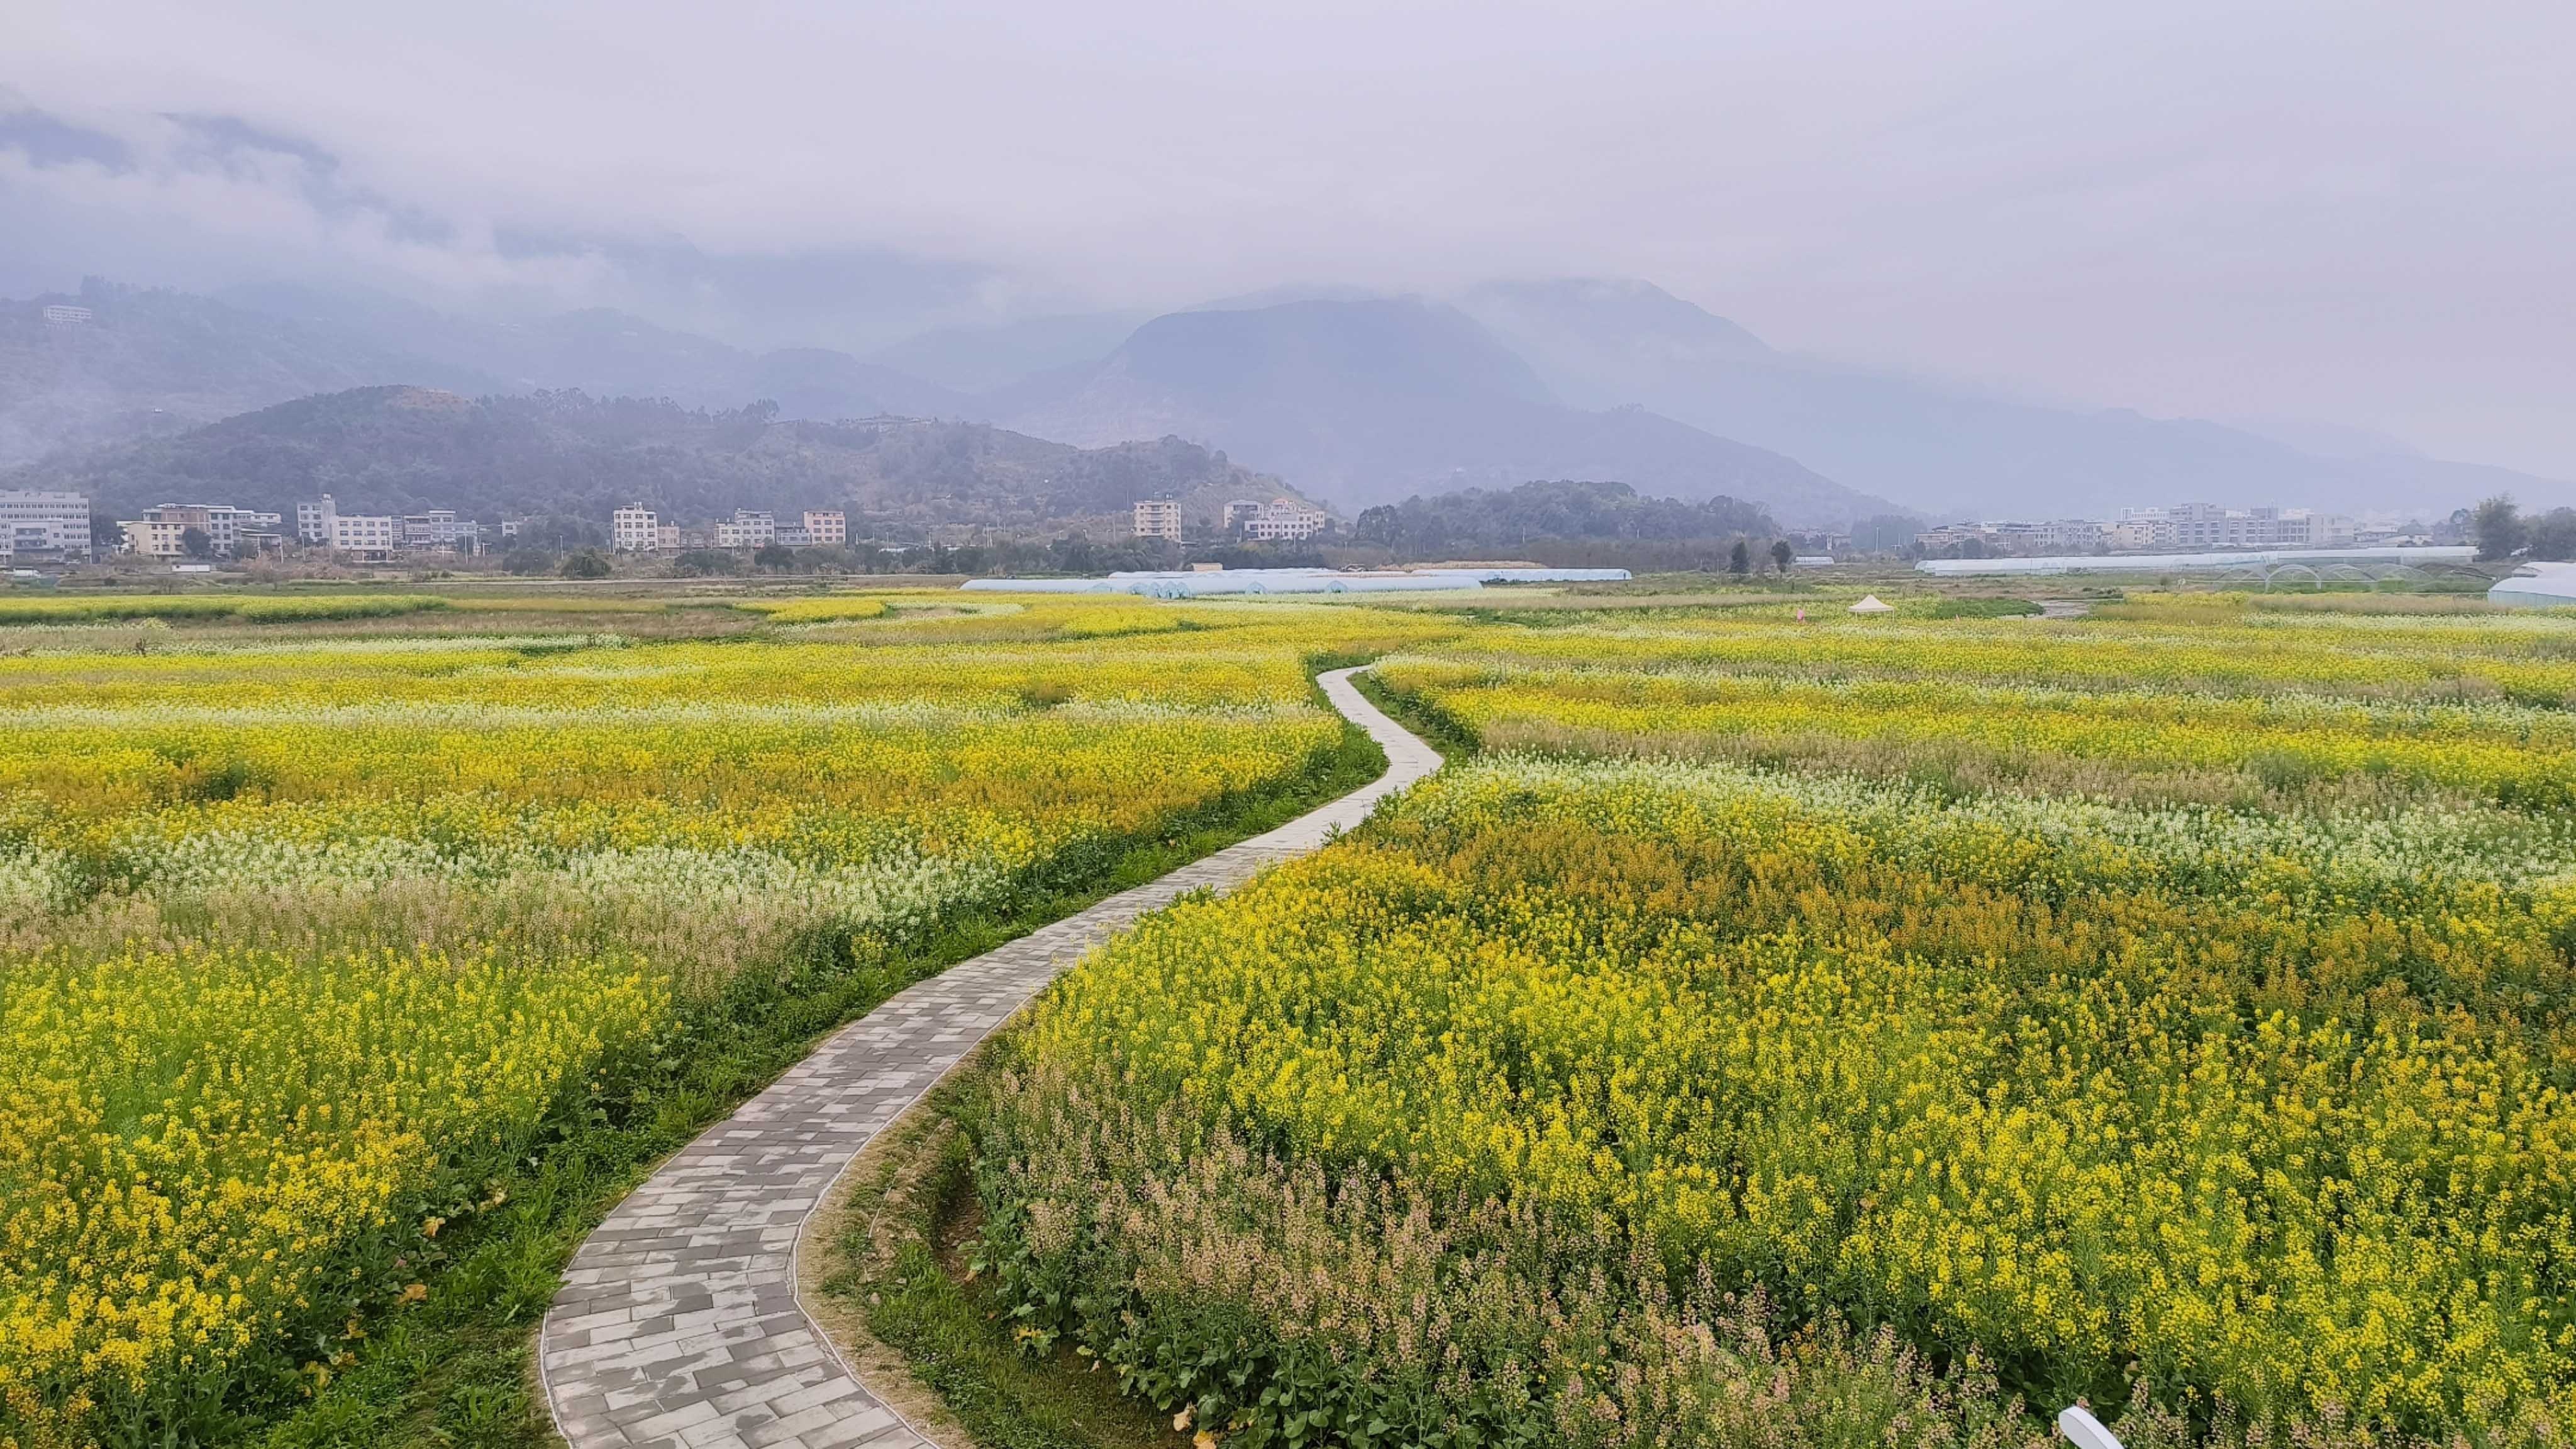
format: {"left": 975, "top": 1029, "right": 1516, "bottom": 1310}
{"left": 536, "top": 667, "right": 1441, "bottom": 1449}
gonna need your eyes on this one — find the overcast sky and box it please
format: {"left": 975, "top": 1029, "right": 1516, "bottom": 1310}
{"left": 8, "top": 0, "right": 2572, "bottom": 477}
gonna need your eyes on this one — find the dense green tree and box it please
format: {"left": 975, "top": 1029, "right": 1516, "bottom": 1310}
{"left": 511, "top": 514, "right": 605, "bottom": 552}
{"left": 672, "top": 550, "right": 741, "bottom": 577}
{"left": 2528, "top": 507, "right": 2576, "bottom": 562}
{"left": 1728, "top": 539, "right": 1751, "bottom": 574}
{"left": 558, "top": 549, "right": 611, "bottom": 579}
{"left": 2474, "top": 494, "right": 2526, "bottom": 560}
{"left": 1851, "top": 513, "right": 1919, "bottom": 553}
{"left": 1355, "top": 480, "right": 1777, "bottom": 564}
{"left": 1771, "top": 539, "right": 1795, "bottom": 572}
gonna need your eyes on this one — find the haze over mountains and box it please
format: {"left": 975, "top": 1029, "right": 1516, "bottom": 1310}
{"left": 1453, "top": 279, "right": 2552, "bottom": 521}
{"left": 5, "top": 273, "right": 2564, "bottom": 531}
{"left": 31, "top": 384, "right": 1298, "bottom": 536}
{"left": 990, "top": 299, "right": 1880, "bottom": 526}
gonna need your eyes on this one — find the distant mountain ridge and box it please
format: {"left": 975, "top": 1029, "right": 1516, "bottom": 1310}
{"left": 0, "top": 280, "right": 970, "bottom": 470}
{"left": 1, "top": 279, "right": 1905, "bottom": 530}
{"left": 8, "top": 272, "right": 2557, "bottom": 530}
{"left": 1453, "top": 277, "right": 2568, "bottom": 518}
{"left": 0, "top": 282, "right": 498, "bottom": 466}
{"left": 995, "top": 297, "right": 1900, "bottom": 528}
{"left": 4, "top": 385, "right": 1302, "bottom": 533}
{"left": 862, "top": 311, "right": 1156, "bottom": 393}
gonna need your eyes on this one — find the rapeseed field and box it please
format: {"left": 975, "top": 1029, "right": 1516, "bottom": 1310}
{"left": 17, "top": 582, "right": 2575, "bottom": 1448}
{"left": 0, "top": 592, "right": 1441, "bottom": 1446}
{"left": 974, "top": 592, "right": 2576, "bottom": 1448}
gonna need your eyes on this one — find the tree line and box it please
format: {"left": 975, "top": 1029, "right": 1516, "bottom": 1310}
{"left": 1350, "top": 479, "right": 1795, "bottom": 568}
{"left": 2473, "top": 495, "right": 2576, "bottom": 562}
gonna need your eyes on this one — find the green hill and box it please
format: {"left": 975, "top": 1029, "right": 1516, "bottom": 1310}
{"left": 6, "top": 385, "right": 1307, "bottom": 533}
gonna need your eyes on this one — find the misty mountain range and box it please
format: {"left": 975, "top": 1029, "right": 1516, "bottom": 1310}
{"left": 3, "top": 274, "right": 2562, "bottom": 530}
{"left": 31, "top": 385, "right": 1306, "bottom": 537}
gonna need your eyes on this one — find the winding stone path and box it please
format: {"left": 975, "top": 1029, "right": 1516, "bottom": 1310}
{"left": 538, "top": 667, "right": 1440, "bottom": 1449}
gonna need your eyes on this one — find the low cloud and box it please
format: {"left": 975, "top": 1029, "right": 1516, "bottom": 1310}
{"left": 0, "top": 104, "right": 623, "bottom": 303}
{"left": 4, "top": 0, "right": 2572, "bottom": 474}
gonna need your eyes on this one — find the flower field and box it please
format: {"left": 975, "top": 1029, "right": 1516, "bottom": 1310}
{"left": 971, "top": 593, "right": 2576, "bottom": 1447}
{"left": 0, "top": 594, "right": 453, "bottom": 626}
{"left": 0, "top": 593, "right": 1439, "bottom": 1446}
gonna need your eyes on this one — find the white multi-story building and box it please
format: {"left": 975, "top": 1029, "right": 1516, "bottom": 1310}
{"left": 0, "top": 490, "right": 89, "bottom": 555}
{"left": 402, "top": 510, "right": 482, "bottom": 553}
{"left": 125, "top": 503, "right": 279, "bottom": 557}
{"left": 330, "top": 513, "right": 397, "bottom": 558}
{"left": 297, "top": 496, "right": 338, "bottom": 545}
{"left": 1238, "top": 497, "right": 1329, "bottom": 542}
{"left": 2119, "top": 504, "right": 2357, "bottom": 551}
{"left": 802, "top": 509, "right": 847, "bottom": 546}
{"left": 1990, "top": 518, "right": 2107, "bottom": 552}
{"left": 714, "top": 510, "right": 776, "bottom": 548}
{"left": 41, "top": 304, "right": 92, "bottom": 326}
{"left": 1134, "top": 498, "right": 1182, "bottom": 541}
{"left": 775, "top": 524, "right": 814, "bottom": 548}
{"left": 1923, "top": 505, "right": 2364, "bottom": 557}
{"left": 611, "top": 505, "right": 659, "bottom": 553}
{"left": 2282, "top": 508, "right": 2359, "bottom": 547}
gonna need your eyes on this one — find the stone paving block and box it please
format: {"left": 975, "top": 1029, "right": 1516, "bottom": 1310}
{"left": 539, "top": 669, "right": 1437, "bottom": 1448}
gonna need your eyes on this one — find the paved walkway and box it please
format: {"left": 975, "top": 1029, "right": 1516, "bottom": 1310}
{"left": 538, "top": 667, "right": 1440, "bottom": 1449}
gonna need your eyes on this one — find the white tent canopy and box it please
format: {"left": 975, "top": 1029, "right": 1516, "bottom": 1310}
{"left": 1848, "top": 594, "right": 1895, "bottom": 614}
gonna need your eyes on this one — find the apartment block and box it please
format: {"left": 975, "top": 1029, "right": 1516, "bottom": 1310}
{"left": 112, "top": 503, "right": 284, "bottom": 558}
{"left": 802, "top": 509, "right": 847, "bottom": 546}
{"left": 121, "top": 519, "right": 189, "bottom": 558}
{"left": 611, "top": 505, "right": 659, "bottom": 552}
{"left": 1133, "top": 498, "right": 1182, "bottom": 541}
{"left": 401, "top": 510, "right": 482, "bottom": 552}
{"left": 329, "top": 513, "right": 398, "bottom": 558}
{"left": 713, "top": 510, "right": 776, "bottom": 548}
{"left": 2123, "top": 504, "right": 2358, "bottom": 550}
{"left": 0, "top": 490, "right": 90, "bottom": 555}
{"left": 1924, "top": 502, "right": 2364, "bottom": 557}
{"left": 297, "top": 496, "right": 338, "bottom": 545}
{"left": 1238, "top": 497, "right": 1329, "bottom": 542}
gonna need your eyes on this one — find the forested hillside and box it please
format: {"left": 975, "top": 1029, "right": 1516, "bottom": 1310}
{"left": 7, "top": 385, "right": 1302, "bottom": 530}
{"left": 0, "top": 280, "right": 970, "bottom": 470}
{"left": 1352, "top": 479, "right": 1783, "bottom": 566}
